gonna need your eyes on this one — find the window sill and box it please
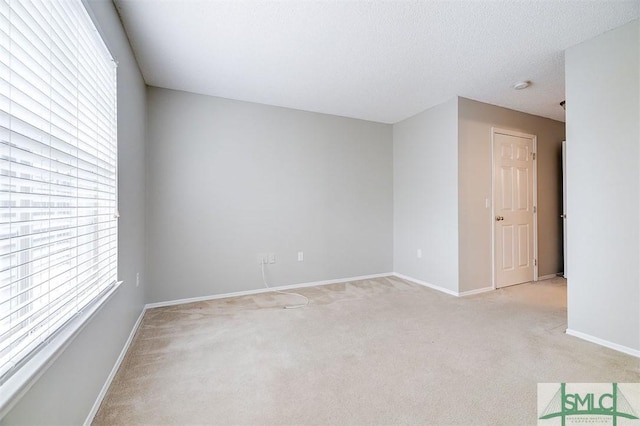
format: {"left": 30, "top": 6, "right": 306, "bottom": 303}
{"left": 0, "top": 281, "right": 123, "bottom": 420}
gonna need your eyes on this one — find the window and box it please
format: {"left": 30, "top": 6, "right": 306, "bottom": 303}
{"left": 0, "top": 0, "right": 117, "bottom": 382}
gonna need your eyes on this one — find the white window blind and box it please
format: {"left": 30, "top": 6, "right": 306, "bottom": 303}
{"left": 0, "top": 0, "right": 117, "bottom": 381}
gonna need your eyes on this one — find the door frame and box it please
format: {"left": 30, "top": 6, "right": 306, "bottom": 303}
{"left": 562, "top": 140, "right": 567, "bottom": 278}
{"left": 491, "top": 127, "right": 538, "bottom": 289}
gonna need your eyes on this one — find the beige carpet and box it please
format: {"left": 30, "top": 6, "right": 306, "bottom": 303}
{"left": 93, "top": 276, "right": 639, "bottom": 425}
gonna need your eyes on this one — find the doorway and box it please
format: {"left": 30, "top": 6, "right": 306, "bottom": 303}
{"left": 492, "top": 128, "right": 538, "bottom": 288}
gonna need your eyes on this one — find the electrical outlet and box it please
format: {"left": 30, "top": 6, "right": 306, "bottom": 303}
{"left": 297, "top": 251, "right": 304, "bottom": 262}
{"left": 417, "top": 249, "right": 422, "bottom": 259}
{"left": 268, "top": 253, "right": 276, "bottom": 264}
{"left": 136, "top": 272, "right": 140, "bottom": 287}
{"left": 257, "top": 253, "right": 268, "bottom": 265}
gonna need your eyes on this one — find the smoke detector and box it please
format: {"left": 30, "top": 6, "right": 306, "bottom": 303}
{"left": 512, "top": 81, "right": 530, "bottom": 90}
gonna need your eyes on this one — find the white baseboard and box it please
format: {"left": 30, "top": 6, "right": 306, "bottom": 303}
{"left": 84, "top": 309, "right": 146, "bottom": 426}
{"left": 145, "top": 272, "right": 395, "bottom": 309}
{"left": 458, "top": 286, "right": 494, "bottom": 296}
{"left": 392, "top": 273, "right": 494, "bottom": 297}
{"left": 392, "top": 273, "right": 459, "bottom": 297}
{"left": 565, "top": 328, "right": 640, "bottom": 358}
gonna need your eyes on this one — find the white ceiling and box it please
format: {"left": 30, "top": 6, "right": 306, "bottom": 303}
{"left": 113, "top": 0, "right": 639, "bottom": 124}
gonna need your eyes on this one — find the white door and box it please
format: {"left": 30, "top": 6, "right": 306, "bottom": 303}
{"left": 493, "top": 130, "right": 536, "bottom": 288}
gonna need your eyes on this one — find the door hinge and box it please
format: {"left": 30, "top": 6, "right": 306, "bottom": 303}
{"left": 534, "top": 259, "right": 537, "bottom": 266}
{"left": 533, "top": 206, "right": 537, "bottom": 213}
{"left": 532, "top": 152, "right": 536, "bottom": 160}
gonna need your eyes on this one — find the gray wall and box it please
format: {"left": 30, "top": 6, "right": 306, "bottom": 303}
{"left": 146, "top": 88, "right": 393, "bottom": 303}
{"left": 393, "top": 98, "right": 459, "bottom": 292}
{"left": 565, "top": 20, "right": 639, "bottom": 351}
{"left": 1, "top": 0, "right": 147, "bottom": 423}
{"left": 458, "top": 97, "right": 566, "bottom": 292}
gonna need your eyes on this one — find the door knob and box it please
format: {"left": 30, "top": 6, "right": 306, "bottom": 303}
{"left": 496, "top": 216, "right": 504, "bottom": 221}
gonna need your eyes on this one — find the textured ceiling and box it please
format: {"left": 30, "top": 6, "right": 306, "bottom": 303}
{"left": 113, "top": 0, "right": 639, "bottom": 124}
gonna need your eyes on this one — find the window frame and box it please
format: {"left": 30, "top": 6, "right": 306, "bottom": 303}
{"left": 0, "top": 0, "right": 121, "bottom": 416}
